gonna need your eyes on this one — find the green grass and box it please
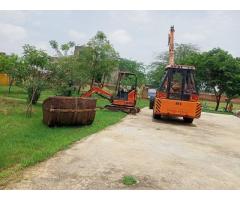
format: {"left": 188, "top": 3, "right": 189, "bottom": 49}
{"left": 0, "top": 85, "right": 54, "bottom": 102}
{"left": 3, "top": 85, "right": 237, "bottom": 186}
{"left": 201, "top": 100, "right": 240, "bottom": 115}
{"left": 0, "top": 97, "right": 126, "bottom": 186}
{"left": 122, "top": 176, "right": 137, "bottom": 186}
{"left": 0, "top": 85, "right": 26, "bottom": 100}
{"left": 0, "top": 85, "right": 149, "bottom": 186}
{"left": 137, "top": 98, "right": 149, "bottom": 108}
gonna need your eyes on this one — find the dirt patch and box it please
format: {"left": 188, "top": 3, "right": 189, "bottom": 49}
{"left": 4, "top": 108, "right": 240, "bottom": 189}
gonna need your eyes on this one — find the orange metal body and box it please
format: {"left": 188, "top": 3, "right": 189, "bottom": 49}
{"left": 154, "top": 93, "right": 201, "bottom": 119}
{"left": 168, "top": 26, "right": 175, "bottom": 66}
{"left": 112, "top": 90, "right": 137, "bottom": 107}
{"left": 82, "top": 86, "right": 112, "bottom": 99}
{"left": 82, "top": 86, "right": 137, "bottom": 107}
{"left": 81, "top": 72, "right": 138, "bottom": 108}
{"left": 152, "top": 26, "right": 202, "bottom": 120}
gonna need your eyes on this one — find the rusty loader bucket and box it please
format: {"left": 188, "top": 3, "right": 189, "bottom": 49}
{"left": 42, "top": 96, "right": 97, "bottom": 127}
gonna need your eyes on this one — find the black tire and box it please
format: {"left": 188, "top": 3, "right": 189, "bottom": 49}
{"left": 149, "top": 98, "right": 154, "bottom": 109}
{"left": 153, "top": 113, "right": 161, "bottom": 120}
{"left": 183, "top": 117, "right": 194, "bottom": 123}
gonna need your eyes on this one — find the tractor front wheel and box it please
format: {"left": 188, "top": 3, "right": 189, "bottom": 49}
{"left": 183, "top": 117, "right": 194, "bottom": 123}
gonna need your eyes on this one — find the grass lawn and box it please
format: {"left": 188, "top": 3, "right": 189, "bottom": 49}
{"left": 0, "top": 85, "right": 149, "bottom": 187}
{"left": 0, "top": 85, "right": 54, "bottom": 102}
{"left": 0, "top": 85, "right": 237, "bottom": 186}
{"left": 201, "top": 100, "right": 240, "bottom": 115}
{"left": 0, "top": 98, "right": 126, "bottom": 187}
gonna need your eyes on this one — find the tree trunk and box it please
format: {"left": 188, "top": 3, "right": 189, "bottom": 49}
{"left": 77, "top": 84, "right": 81, "bottom": 95}
{"left": 215, "top": 94, "right": 221, "bottom": 111}
{"left": 100, "top": 74, "right": 106, "bottom": 88}
{"left": 213, "top": 88, "right": 223, "bottom": 111}
{"left": 90, "top": 76, "right": 95, "bottom": 89}
{"left": 8, "top": 78, "right": 14, "bottom": 94}
{"left": 225, "top": 98, "right": 230, "bottom": 111}
{"left": 26, "top": 87, "right": 37, "bottom": 117}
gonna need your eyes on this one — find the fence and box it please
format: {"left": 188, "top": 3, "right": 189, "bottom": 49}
{"left": 199, "top": 93, "right": 240, "bottom": 104}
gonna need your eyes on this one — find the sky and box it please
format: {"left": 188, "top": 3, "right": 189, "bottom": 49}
{"left": 0, "top": 10, "right": 240, "bottom": 65}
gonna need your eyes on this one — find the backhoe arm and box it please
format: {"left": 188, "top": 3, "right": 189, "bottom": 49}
{"left": 81, "top": 86, "right": 113, "bottom": 102}
{"left": 168, "top": 26, "right": 175, "bottom": 66}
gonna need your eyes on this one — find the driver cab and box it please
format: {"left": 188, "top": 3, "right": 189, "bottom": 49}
{"left": 115, "top": 72, "right": 137, "bottom": 100}
{"left": 159, "top": 66, "right": 198, "bottom": 101}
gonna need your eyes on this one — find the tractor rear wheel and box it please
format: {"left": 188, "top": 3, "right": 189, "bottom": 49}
{"left": 183, "top": 117, "right": 194, "bottom": 123}
{"left": 153, "top": 113, "right": 161, "bottom": 120}
{"left": 149, "top": 98, "right": 154, "bottom": 109}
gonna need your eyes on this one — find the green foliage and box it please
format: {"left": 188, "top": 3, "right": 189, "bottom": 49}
{"left": 196, "top": 48, "right": 240, "bottom": 110}
{"left": 181, "top": 48, "right": 240, "bottom": 111}
{"left": 79, "top": 31, "right": 119, "bottom": 86}
{"left": 0, "top": 97, "right": 126, "bottom": 185}
{"left": 147, "top": 43, "right": 199, "bottom": 87}
{"left": 22, "top": 45, "right": 52, "bottom": 105}
{"left": 119, "top": 58, "right": 146, "bottom": 87}
{"left": 122, "top": 176, "right": 137, "bottom": 186}
{"left": 53, "top": 31, "right": 120, "bottom": 94}
{"left": 148, "top": 44, "right": 240, "bottom": 112}
{"left": 174, "top": 43, "right": 200, "bottom": 64}
{"left": 0, "top": 53, "right": 26, "bottom": 93}
{"left": 49, "top": 40, "right": 75, "bottom": 57}
{"left": 147, "top": 62, "right": 165, "bottom": 87}
{"left": 50, "top": 56, "right": 79, "bottom": 96}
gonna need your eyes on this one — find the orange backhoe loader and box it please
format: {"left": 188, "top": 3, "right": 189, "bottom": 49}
{"left": 82, "top": 71, "right": 140, "bottom": 114}
{"left": 151, "top": 26, "right": 201, "bottom": 123}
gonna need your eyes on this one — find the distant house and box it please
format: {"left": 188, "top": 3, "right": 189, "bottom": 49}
{"left": 0, "top": 73, "right": 10, "bottom": 86}
{"left": 0, "top": 52, "right": 10, "bottom": 86}
{"left": 74, "top": 45, "right": 85, "bottom": 56}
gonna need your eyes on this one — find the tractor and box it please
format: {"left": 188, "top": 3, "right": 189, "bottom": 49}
{"left": 151, "top": 26, "right": 201, "bottom": 123}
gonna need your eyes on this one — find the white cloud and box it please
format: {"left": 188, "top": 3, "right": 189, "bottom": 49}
{"left": 0, "top": 11, "right": 28, "bottom": 25}
{"left": 0, "top": 23, "right": 27, "bottom": 42}
{"left": 180, "top": 32, "right": 207, "bottom": 43}
{"left": 68, "top": 29, "right": 86, "bottom": 42}
{"left": 109, "top": 29, "right": 132, "bottom": 45}
{"left": 34, "top": 41, "right": 50, "bottom": 51}
{"left": 108, "top": 11, "right": 152, "bottom": 25}
{"left": 127, "top": 11, "right": 152, "bottom": 24}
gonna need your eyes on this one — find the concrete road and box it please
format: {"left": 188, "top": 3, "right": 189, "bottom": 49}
{"left": 5, "top": 108, "right": 240, "bottom": 189}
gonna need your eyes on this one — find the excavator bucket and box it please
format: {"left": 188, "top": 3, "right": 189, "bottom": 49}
{"left": 42, "top": 96, "right": 97, "bottom": 126}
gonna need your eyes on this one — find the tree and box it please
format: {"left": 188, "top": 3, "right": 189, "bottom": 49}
{"left": 22, "top": 44, "right": 52, "bottom": 116}
{"left": 147, "top": 62, "right": 165, "bottom": 87}
{"left": 174, "top": 43, "right": 199, "bottom": 64}
{"left": 197, "top": 48, "right": 239, "bottom": 111}
{"left": 50, "top": 55, "right": 89, "bottom": 96}
{"left": 49, "top": 40, "right": 75, "bottom": 57}
{"left": 147, "top": 43, "right": 199, "bottom": 87}
{"left": 224, "top": 62, "right": 240, "bottom": 111}
{"left": 118, "top": 58, "right": 146, "bottom": 87}
{"left": 79, "top": 31, "right": 119, "bottom": 88}
{"left": 49, "top": 40, "right": 81, "bottom": 96}
{"left": 0, "top": 53, "right": 27, "bottom": 93}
